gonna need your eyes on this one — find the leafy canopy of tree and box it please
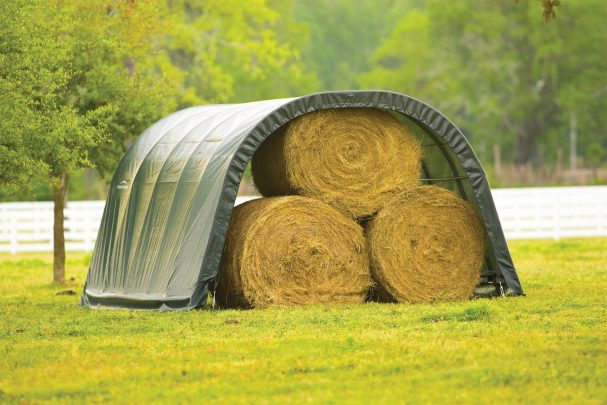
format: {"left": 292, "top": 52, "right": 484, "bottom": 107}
{"left": 161, "top": 0, "right": 317, "bottom": 106}
{"left": 1, "top": 0, "right": 177, "bottom": 187}
{"left": 293, "top": 0, "right": 412, "bottom": 91}
{"left": 360, "top": 0, "right": 607, "bottom": 166}
{"left": 0, "top": 0, "right": 178, "bottom": 281}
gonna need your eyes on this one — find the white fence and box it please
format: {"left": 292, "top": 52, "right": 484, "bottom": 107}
{"left": 0, "top": 201, "right": 103, "bottom": 254}
{"left": 1, "top": 187, "right": 606, "bottom": 253}
{"left": 491, "top": 186, "right": 607, "bottom": 240}
{"left": 0, "top": 197, "right": 255, "bottom": 254}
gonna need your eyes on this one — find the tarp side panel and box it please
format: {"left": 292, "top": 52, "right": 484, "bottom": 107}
{"left": 85, "top": 107, "right": 209, "bottom": 291}
{"left": 83, "top": 100, "right": 292, "bottom": 309}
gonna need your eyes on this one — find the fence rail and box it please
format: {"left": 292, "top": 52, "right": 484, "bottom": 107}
{"left": 1, "top": 187, "right": 606, "bottom": 253}
{"left": 491, "top": 186, "right": 607, "bottom": 240}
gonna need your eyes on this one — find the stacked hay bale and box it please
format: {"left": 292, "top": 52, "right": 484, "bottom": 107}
{"left": 252, "top": 108, "right": 421, "bottom": 218}
{"left": 366, "top": 186, "right": 486, "bottom": 303}
{"left": 214, "top": 196, "right": 371, "bottom": 308}
{"left": 215, "top": 108, "right": 486, "bottom": 308}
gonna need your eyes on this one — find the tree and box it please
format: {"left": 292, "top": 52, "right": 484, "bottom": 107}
{"left": 158, "top": 0, "right": 316, "bottom": 107}
{"left": 361, "top": 0, "right": 607, "bottom": 168}
{"left": 293, "top": 0, "right": 414, "bottom": 90}
{"left": 228, "top": 0, "right": 320, "bottom": 102}
{"left": 0, "top": 0, "right": 176, "bottom": 282}
{"left": 0, "top": 0, "right": 321, "bottom": 282}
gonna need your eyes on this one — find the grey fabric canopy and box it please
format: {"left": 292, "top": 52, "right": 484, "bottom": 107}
{"left": 81, "top": 90, "right": 523, "bottom": 311}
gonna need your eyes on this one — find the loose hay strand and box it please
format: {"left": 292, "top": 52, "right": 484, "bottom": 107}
{"left": 252, "top": 108, "right": 423, "bottom": 218}
{"left": 367, "top": 185, "right": 487, "bottom": 303}
{"left": 215, "top": 196, "right": 372, "bottom": 308}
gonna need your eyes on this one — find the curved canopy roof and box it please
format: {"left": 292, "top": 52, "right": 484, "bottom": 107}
{"left": 81, "top": 91, "right": 523, "bottom": 311}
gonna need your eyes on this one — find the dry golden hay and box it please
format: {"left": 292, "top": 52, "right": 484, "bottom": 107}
{"left": 214, "top": 196, "right": 372, "bottom": 308}
{"left": 366, "top": 185, "right": 486, "bottom": 303}
{"left": 252, "top": 108, "right": 423, "bottom": 218}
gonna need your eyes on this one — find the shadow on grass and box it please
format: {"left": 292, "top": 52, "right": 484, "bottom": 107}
{"left": 420, "top": 305, "right": 491, "bottom": 323}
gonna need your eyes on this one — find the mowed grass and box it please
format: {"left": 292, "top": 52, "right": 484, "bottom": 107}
{"left": 1, "top": 240, "right": 606, "bottom": 404}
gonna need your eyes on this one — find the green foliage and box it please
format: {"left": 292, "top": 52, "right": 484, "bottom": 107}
{"left": 160, "top": 0, "right": 316, "bottom": 106}
{"left": 0, "top": 0, "right": 75, "bottom": 192}
{"left": 0, "top": 0, "right": 177, "bottom": 190}
{"left": 294, "top": 0, "right": 412, "bottom": 90}
{"left": 586, "top": 143, "right": 606, "bottom": 168}
{"left": 1, "top": 238, "right": 606, "bottom": 402}
{"left": 0, "top": 0, "right": 316, "bottom": 201}
{"left": 1, "top": 0, "right": 319, "bottom": 199}
{"left": 59, "top": 1, "right": 178, "bottom": 181}
{"left": 361, "top": 0, "right": 607, "bottom": 166}
{"left": 360, "top": 9, "right": 444, "bottom": 99}
{"left": 515, "top": 0, "right": 561, "bottom": 21}
{"left": 2, "top": 0, "right": 606, "bottom": 201}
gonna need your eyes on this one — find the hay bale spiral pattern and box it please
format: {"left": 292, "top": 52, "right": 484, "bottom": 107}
{"left": 214, "top": 196, "right": 371, "bottom": 308}
{"left": 252, "top": 108, "right": 422, "bottom": 218}
{"left": 367, "top": 185, "right": 486, "bottom": 303}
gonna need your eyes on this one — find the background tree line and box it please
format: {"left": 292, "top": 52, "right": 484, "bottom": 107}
{"left": 1, "top": 0, "right": 605, "bottom": 281}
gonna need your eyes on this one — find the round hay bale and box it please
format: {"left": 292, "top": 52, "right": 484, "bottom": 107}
{"left": 214, "top": 196, "right": 371, "bottom": 308}
{"left": 252, "top": 108, "right": 422, "bottom": 218}
{"left": 366, "top": 185, "right": 486, "bottom": 303}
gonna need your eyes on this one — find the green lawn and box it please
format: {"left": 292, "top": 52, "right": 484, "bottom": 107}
{"left": 1, "top": 239, "right": 606, "bottom": 404}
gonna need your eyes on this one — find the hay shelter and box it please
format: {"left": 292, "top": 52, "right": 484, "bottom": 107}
{"left": 81, "top": 91, "right": 523, "bottom": 311}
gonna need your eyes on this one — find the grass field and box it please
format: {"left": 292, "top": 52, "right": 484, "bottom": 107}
{"left": 1, "top": 239, "right": 606, "bottom": 404}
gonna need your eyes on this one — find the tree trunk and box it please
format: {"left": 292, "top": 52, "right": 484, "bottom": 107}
{"left": 569, "top": 112, "right": 577, "bottom": 172}
{"left": 516, "top": 115, "right": 547, "bottom": 166}
{"left": 516, "top": 130, "right": 534, "bottom": 166}
{"left": 493, "top": 143, "right": 502, "bottom": 179}
{"left": 53, "top": 173, "right": 68, "bottom": 284}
